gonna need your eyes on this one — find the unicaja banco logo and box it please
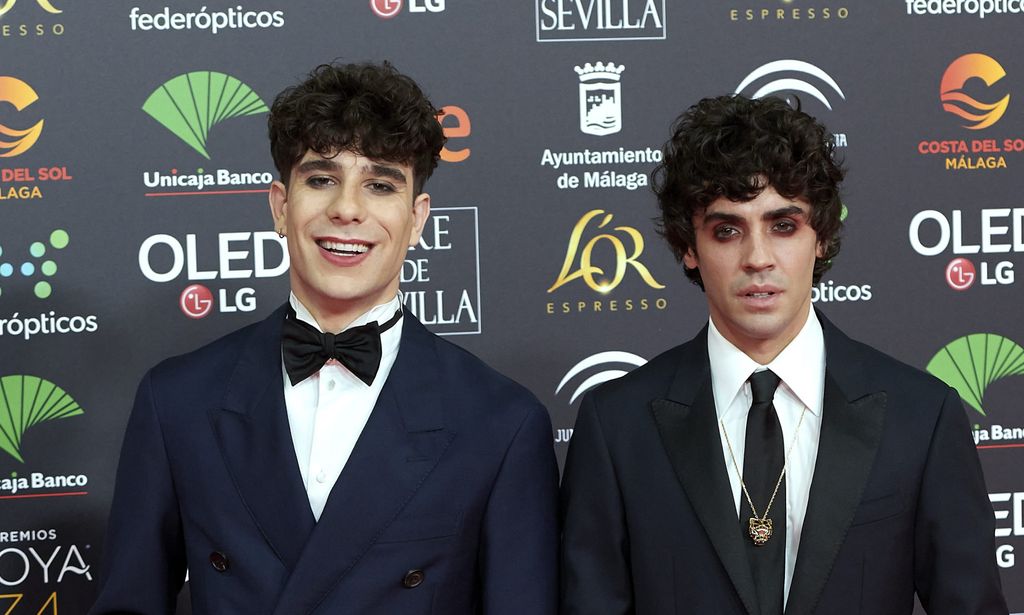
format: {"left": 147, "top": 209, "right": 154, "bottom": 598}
{"left": 926, "top": 334, "right": 1024, "bottom": 416}
{"left": 940, "top": 53, "right": 1009, "bottom": 130}
{"left": 735, "top": 59, "right": 846, "bottom": 110}
{"left": 0, "top": 76, "right": 44, "bottom": 158}
{"left": 0, "top": 375, "right": 83, "bottom": 463}
{"left": 143, "top": 71, "right": 269, "bottom": 159}
{"left": 0, "top": 229, "right": 68, "bottom": 299}
{"left": 576, "top": 62, "right": 625, "bottom": 136}
{"left": 0, "top": 0, "right": 60, "bottom": 17}
{"left": 549, "top": 209, "right": 664, "bottom": 294}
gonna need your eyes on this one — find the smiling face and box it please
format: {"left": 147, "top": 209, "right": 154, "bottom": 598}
{"left": 269, "top": 149, "right": 429, "bottom": 332}
{"left": 683, "top": 185, "right": 823, "bottom": 363}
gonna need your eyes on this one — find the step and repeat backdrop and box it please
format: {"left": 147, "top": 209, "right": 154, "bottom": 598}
{"left": 2, "top": 0, "right": 1023, "bottom": 612}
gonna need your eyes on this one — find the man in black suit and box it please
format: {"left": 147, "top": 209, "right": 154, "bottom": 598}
{"left": 91, "top": 62, "right": 558, "bottom": 615}
{"left": 559, "top": 95, "right": 1007, "bottom": 615}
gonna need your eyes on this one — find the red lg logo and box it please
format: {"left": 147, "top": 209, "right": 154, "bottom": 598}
{"left": 945, "top": 257, "right": 976, "bottom": 291}
{"left": 370, "top": 0, "right": 402, "bottom": 18}
{"left": 180, "top": 284, "right": 214, "bottom": 318}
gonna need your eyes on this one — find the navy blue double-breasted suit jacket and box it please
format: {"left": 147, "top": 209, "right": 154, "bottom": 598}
{"left": 91, "top": 304, "right": 559, "bottom": 614}
{"left": 560, "top": 313, "right": 1007, "bottom": 615}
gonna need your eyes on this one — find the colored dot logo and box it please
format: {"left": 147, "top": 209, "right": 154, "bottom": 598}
{"left": 370, "top": 0, "right": 402, "bottom": 18}
{"left": 946, "top": 257, "right": 976, "bottom": 291}
{"left": 179, "top": 284, "right": 214, "bottom": 319}
{"left": 0, "top": 229, "right": 68, "bottom": 299}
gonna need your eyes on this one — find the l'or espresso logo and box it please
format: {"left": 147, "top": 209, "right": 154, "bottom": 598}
{"left": 0, "top": 0, "right": 65, "bottom": 39}
{"left": 0, "top": 77, "right": 74, "bottom": 203}
{"left": 728, "top": 0, "right": 849, "bottom": 22}
{"left": 908, "top": 207, "right": 1022, "bottom": 290}
{"left": 926, "top": 333, "right": 1024, "bottom": 448}
{"left": 917, "top": 53, "right": 1024, "bottom": 171}
{"left": 139, "top": 230, "right": 288, "bottom": 319}
{"left": 546, "top": 209, "right": 667, "bottom": 315}
{"left": 402, "top": 207, "right": 481, "bottom": 335}
{"left": 536, "top": 0, "right": 666, "bottom": 42}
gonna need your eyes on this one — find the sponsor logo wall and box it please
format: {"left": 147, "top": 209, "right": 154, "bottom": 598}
{"left": 1, "top": 2, "right": 1021, "bottom": 612}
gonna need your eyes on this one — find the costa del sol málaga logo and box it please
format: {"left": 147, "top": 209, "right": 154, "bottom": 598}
{"left": 939, "top": 53, "right": 1010, "bottom": 130}
{"left": 142, "top": 71, "right": 269, "bottom": 159}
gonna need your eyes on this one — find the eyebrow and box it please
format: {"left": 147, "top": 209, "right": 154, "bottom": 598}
{"left": 366, "top": 163, "right": 407, "bottom": 185}
{"left": 703, "top": 204, "right": 807, "bottom": 225}
{"left": 293, "top": 158, "right": 408, "bottom": 186}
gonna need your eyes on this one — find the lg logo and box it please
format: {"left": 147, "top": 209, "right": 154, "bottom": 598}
{"left": 370, "top": 0, "right": 444, "bottom": 19}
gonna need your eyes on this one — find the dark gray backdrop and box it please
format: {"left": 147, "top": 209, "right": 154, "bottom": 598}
{"left": 1, "top": 1, "right": 1021, "bottom": 612}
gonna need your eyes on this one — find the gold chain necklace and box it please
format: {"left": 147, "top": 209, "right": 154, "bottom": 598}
{"left": 720, "top": 401, "right": 808, "bottom": 546}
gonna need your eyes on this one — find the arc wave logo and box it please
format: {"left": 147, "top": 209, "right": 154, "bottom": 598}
{"left": 0, "top": 374, "right": 83, "bottom": 463}
{"left": 0, "top": 0, "right": 60, "bottom": 17}
{"left": 939, "top": 53, "right": 1010, "bottom": 130}
{"left": 556, "top": 351, "right": 647, "bottom": 404}
{"left": 0, "top": 77, "right": 44, "bottom": 158}
{"left": 926, "top": 334, "right": 1024, "bottom": 416}
{"left": 142, "top": 71, "right": 269, "bottom": 159}
{"left": 734, "top": 59, "right": 845, "bottom": 110}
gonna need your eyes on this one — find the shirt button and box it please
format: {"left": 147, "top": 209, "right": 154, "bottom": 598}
{"left": 326, "top": 379, "right": 336, "bottom": 391}
{"left": 315, "top": 470, "right": 327, "bottom": 484}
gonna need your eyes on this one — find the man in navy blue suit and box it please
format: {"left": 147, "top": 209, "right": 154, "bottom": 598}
{"left": 91, "top": 62, "right": 558, "bottom": 615}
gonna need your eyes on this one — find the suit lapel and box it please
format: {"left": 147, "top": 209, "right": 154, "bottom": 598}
{"left": 650, "top": 330, "right": 760, "bottom": 615}
{"left": 273, "top": 315, "right": 455, "bottom": 615}
{"left": 785, "top": 316, "right": 887, "bottom": 615}
{"left": 209, "top": 304, "right": 316, "bottom": 571}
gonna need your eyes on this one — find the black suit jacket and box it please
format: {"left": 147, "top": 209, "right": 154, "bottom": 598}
{"left": 91, "top": 304, "right": 559, "bottom": 615}
{"left": 560, "top": 313, "right": 1006, "bottom": 615}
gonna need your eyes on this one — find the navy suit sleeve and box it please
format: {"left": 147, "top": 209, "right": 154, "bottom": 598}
{"left": 560, "top": 393, "right": 634, "bottom": 615}
{"left": 479, "top": 401, "right": 559, "bottom": 615}
{"left": 90, "top": 371, "right": 186, "bottom": 615}
{"left": 914, "top": 387, "right": 1008, "bottom": 614}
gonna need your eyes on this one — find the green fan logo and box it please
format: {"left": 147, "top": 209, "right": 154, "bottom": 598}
{"left": 0, "top": 375, "right": 83, "bottom": 463}
{"left": 926, "top": 334, "right": 1024, "bottom": 416}
{"left": 142, "top": 71, "right": 269, "bottom": 159}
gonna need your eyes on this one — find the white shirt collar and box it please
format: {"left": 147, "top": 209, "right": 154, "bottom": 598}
{"left": 288, "top": 291, "right": 403, "bottom": 333}
{"left": 707, "top": 305, "right": 826, "bottom": 420}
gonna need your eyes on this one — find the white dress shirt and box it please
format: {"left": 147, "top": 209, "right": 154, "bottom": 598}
{"left": 708, "top": 306, "right": 825, "bottom": 607}
{"left": 283, "top": 292, "right": 403, "bottom": 521}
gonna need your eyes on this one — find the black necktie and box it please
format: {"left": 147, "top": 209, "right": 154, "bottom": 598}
{"left": 741, "top": 369, "right": 786, "bottom": 615}
{"left": 281, "top": 306, "right": 402, "bottom": 387}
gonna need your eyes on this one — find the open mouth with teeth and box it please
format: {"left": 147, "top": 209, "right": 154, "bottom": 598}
{"left": 745, "top": 291, "right": 775, "bottom": 298}
{"left": 317, "top": 239, "right": 371, "bottom": 256}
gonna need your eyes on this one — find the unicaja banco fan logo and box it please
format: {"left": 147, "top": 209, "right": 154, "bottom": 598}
{"left": 576, "top": 62, "right": 625, "bottom": 136}
{"left": 143, "top": 71, "right": 269, "bottom": 159}
{"left": 940, "top": 53, "right": 1009, "bottom": 130}
{"left": 926, "top": 334, "right": 1024, "bottom": 416}
{"left": 0, "top": 375, "right": 83, "bottom": 463}
{"left": 0, "top": 76, "right": 44, "bottom": 158}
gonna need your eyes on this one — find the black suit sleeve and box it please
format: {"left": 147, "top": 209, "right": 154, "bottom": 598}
{"left": 560, "top": 393, "right": 634, "bottom": 615}
{"left": 89, "top": 371, "right": 186, "bottom": 615}
{"left": 913, "top": 387, "right": 1008, "bottom": 615}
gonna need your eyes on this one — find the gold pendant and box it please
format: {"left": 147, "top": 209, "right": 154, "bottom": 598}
{"left": 749, "top": 517, "right": 772, "bottom": 546}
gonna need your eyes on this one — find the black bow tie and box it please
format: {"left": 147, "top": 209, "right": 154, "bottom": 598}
{"left": 282, "top": 306, "right": 402, "bottom": 387}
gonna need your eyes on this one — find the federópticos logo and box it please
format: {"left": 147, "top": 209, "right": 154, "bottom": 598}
{"left": 926, "top": 333, "right": 1024, "bottom": 416}
{"left": 142, "top": 71, "right": 269, "bottom": 159}
{"left": 939, "top": 53, "right": 1010, "bottom": 130}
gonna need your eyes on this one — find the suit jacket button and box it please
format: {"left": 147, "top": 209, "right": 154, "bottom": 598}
{"left": 403, "top": 569, "right": 425, "bottom": 588}
{"left": 209, "top": 551, "right": 229, "bottom": 572}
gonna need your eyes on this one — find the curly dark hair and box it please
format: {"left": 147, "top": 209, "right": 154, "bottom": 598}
{"left": 268, "top": 61, "right": 446, "bottom": 194}
{"left": 651, "top": 95, "right": 845, "bottom": 289}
